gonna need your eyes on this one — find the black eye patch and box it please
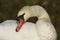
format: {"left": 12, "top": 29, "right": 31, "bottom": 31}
{"left": 26, "top": 17, "right": 38, "bottom": 23}
{"left": 16, "top": 13, "right": 25, "bottom": 21}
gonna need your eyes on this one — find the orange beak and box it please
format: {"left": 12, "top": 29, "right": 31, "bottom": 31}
{"left": 16, "top": 18, "right": 24, "bottom": 32}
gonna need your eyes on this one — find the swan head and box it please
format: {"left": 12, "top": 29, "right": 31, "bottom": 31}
{"left": 15, "top": 6, "right": 31, "bottom": 32}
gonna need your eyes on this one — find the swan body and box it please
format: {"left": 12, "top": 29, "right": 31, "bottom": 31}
{"left": 0, "top": 5, "right": 57, "bottom": 40}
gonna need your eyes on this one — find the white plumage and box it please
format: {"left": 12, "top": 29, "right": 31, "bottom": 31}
{"left": 0, "top": 5, "right": 57, "bottom": 40}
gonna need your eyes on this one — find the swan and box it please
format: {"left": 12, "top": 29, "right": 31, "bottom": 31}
{"left": 0, "top": 5, "right": 57, "bottom": 40}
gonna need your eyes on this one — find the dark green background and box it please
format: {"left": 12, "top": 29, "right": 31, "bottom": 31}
{"left": 0, "top": 0, "right": 60, "bottom": 40}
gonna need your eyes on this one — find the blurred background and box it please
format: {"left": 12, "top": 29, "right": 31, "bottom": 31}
{"left": 0, "top": 0, "right": 60, "bottom": 40}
